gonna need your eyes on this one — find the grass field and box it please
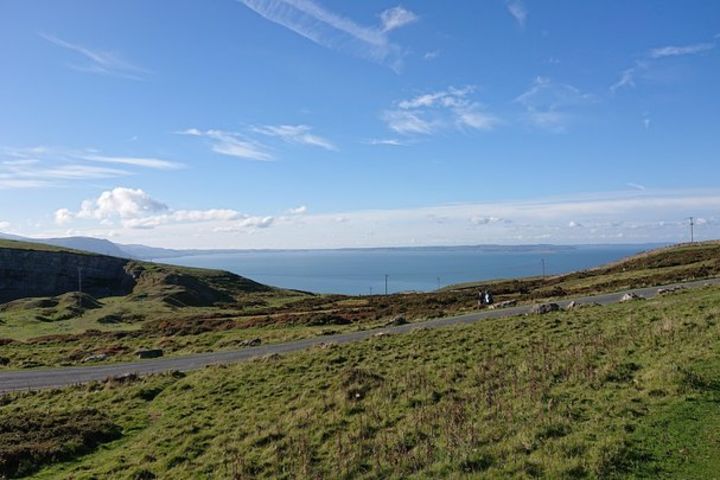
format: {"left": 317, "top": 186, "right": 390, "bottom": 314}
{"left": 2, "top": 284, "right": 719, "bottom": 478}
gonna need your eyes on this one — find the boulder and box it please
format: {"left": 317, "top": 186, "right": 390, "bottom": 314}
{"left": 657, "top": 286, "right": 684, "bottom": 295}
{"left": 135, "top": 348, "right": 164, "bottom": 359}
{"left": 564, "top": 301, "right": 577, "bottom": 310}
{"left": 240, "top": 338, "right": 262, "bottom": 347}
{"left": 531, "top": 303, "right": 560, "bottom": 315}
{"left": 82, "top": 353, "right": 108, "bottom": 363}
{"left": 620, "top": 293, "right": 643, "bottom": 302}
{"left": 385, "top": 315, "right": 408, "bottom": 326}
{"left": 489, "top": 300, "right": 517, "bottom": 310}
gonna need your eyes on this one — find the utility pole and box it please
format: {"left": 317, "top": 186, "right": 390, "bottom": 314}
{"left": 541, "top": 258, "right": 546, "bottom": 279}
{"left": 689, "top": 217, "right": 695, "bottom": 243}
{"left": 436, "top": 276, "right": 441, "bottom": 289}
{"left": 384, "top": 274, "right": 389, "bottom": 295}
{"left": 369, "top": 286, "right": 373, "bottom": 296}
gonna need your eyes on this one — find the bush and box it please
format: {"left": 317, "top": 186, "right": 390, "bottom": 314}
{"left": 0, "top": 408, "right": 121, "bottom": 478}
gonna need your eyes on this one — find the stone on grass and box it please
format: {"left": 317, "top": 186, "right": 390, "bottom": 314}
{"left": 531, "top": 303, "right": 560, "bottom": 315}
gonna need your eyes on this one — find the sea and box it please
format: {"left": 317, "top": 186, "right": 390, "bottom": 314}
{"left": 158, "top": 244, "right": 662, "bottom": 295}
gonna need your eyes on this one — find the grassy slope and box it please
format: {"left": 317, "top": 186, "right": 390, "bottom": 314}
{"left": 0, "top": 239, "right": 90, "bottom": 254}
{"left": 2, "top": 286, "right": 719, "bottom": 479}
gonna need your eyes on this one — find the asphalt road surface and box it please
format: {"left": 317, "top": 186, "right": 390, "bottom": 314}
{"left": 2, "top": 278, "right": 719, "bottom": 394}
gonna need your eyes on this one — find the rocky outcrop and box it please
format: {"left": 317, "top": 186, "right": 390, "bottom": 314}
{"left": 0, "top": 248, "right": 135, "bottom": 304}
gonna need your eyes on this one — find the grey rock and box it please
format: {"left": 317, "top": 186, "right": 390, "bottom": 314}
{"left": 82, "top": 353, "right": 108, "bottom": 363}
{"left": 489, "top": 300, "right": 517, "bottom": 310}
{"left": 135, "top": 348, "right": 164, "bottom": 359}
{"left": 620, "top": 293, "right": 643, "bottom": 302}
{"left": 240, "top": 338, "right": 262, "bottom": 347}
{"left": 531, "top": 303, "right": 560, "bottom": 314}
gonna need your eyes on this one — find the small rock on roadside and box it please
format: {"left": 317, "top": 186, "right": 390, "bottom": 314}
{"left": 135, "top": 348, "right": 164, "bottom": 359}
{"left": 489, "top": 300, "right": 517, "bottom": 310}
{"left": 531, "top": 303, "right": 560, "bottom": 315}
{"left": 657, "top": 286, "right": 684, "bottom": 295}
{"left": 240, "top": 338, "right": 262, "bottom": 347}
{"left": 82, "top": 353, "right": 108, "bottom": 363}
{"left": 385, "top": 315, "right": 408, "bottom": 327}
{"left": 620, "top": 293, "right": 643, "bottom": 302}
{"left": 565, "top": 301, "right": 577, "bottom": 310}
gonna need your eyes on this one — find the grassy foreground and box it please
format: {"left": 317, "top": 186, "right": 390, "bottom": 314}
{"left": 2, "top": 285, "right": 719, "bottom": 478}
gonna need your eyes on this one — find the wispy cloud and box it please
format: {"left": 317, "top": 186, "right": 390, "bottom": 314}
{"left": 384, "top": 86, "right": 501, "bottom": 136}
{"left": 238, "top": 0, "right": 417, "bottom": 71}
{"left": 423, "top": 50, "right": 440, "bottom": 61}
{"left": 611, "top": 40, "right": 716, "bottom": 93}
{"left": 81, "top": 154, "right": 183, "bottom": 170}
{"left": 0, "top": 146, "right": 181, "bottom": 188}
{"left": 251, "top": 124, "right": 337, "bottom": 150}
{"left": 39, "top": 33, "right": 148, "bottom": 80}
{"left": 506, "top": 1, "right": 528, "bottom": 28}
{"left": 626, "top": 182, "right": 646, "bottom": 191}
{"left": 649, "top": 42, "right": 715, "bottom": 58}
{"left": 176, "top": 129, "right": 273, "bottom": 161}
{"left": 366, "top": 138, "right": 409, "bottom": 147}
{"left": 515, "top": 77, "right": 596, "bottom": 132}
{"left": 379, "top": 6, "right": 418, "bottom": 32}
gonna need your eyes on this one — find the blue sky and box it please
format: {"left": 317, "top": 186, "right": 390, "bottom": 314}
{"left": 0, "top": 0, "right": 719, "bottom": 248}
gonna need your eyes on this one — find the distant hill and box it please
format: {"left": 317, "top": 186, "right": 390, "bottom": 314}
{"left": 0, "top": 238, "right": 272, "bottom": 305}
{"left": 0, "top": 233, "right": 132, "bottom": 258}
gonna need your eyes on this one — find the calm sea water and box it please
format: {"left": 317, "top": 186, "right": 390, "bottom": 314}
{"left": 159, "top": 244, "right": 659, "bottom": 295}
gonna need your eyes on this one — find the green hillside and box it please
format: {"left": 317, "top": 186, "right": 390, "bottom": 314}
{"left": 2, "top": 284, "right": 719, "bottom": 478}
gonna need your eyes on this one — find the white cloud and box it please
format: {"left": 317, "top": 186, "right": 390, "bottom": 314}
{"left": 40, "top": 189, "right": 720, "bottom": 248}
{"left": 383, "top": 110, "right": 435, "bottom": 135}
{"left": 568, "top": 221, "right": 583, "bottom": 228}
{"left": 611, "top": 40, "right": 715, "bottom": 93}
{"left": 367, "top": 138, "right": 408, "bottom": 147}
{"left": 238, "top": 0, "right": 414, "bottom": 71}
{"left": 515, "top": 77, "right": 596, "bottom": 132}
{"left": 379, "top": 6, "right": 418, "bottom": 32}
{"left": 0, "top": 179, "right": 52, "bottom": 189}
{"left": 506, "top": 1, "right": 527, "bottom": 28}
{"left": 176, "top": 129, "right": 273, "bottom": 161}
{"left": 56, "top": 187, "right": 279, "bottom": 233}
{"left": 649, "top": 42, "right": 715, "bottom": 58}
{"left": 251, "top": 124, "right": 336, "bottom": 150}
{"left": 423, "top": 50, "right": 440, "bottom": 61}
{"left": 39, "top": 33, "right": 148, "bottom": 80}
{"left": 77, "top": 187, "right": 169, "bottom": 221}
{"left": 626, "top": 182, "right": 646, "bottom": 191}
{"left": 0, "top": 221, "right": 10, "bottom": 230}
{"left": 385, "top": 86, "right": 500, "bottom": 136}
{"left": 470, "top": 216, "right": 504, "bottom": 225}
{"left": 81, "top": 154, "right": 183, "bottom": 170}
{"left": 54, "top": 208, "right": 74, "bottom": 225}
{"left": 610, "top": 65, "right": 639, "bottom": 93}
{"left": 287, "top": 205, "right": 308, "bottom": 215}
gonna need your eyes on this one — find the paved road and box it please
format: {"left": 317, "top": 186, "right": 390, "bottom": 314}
{"left": 2, "top": 278, "right": 719, "bottom": 394}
